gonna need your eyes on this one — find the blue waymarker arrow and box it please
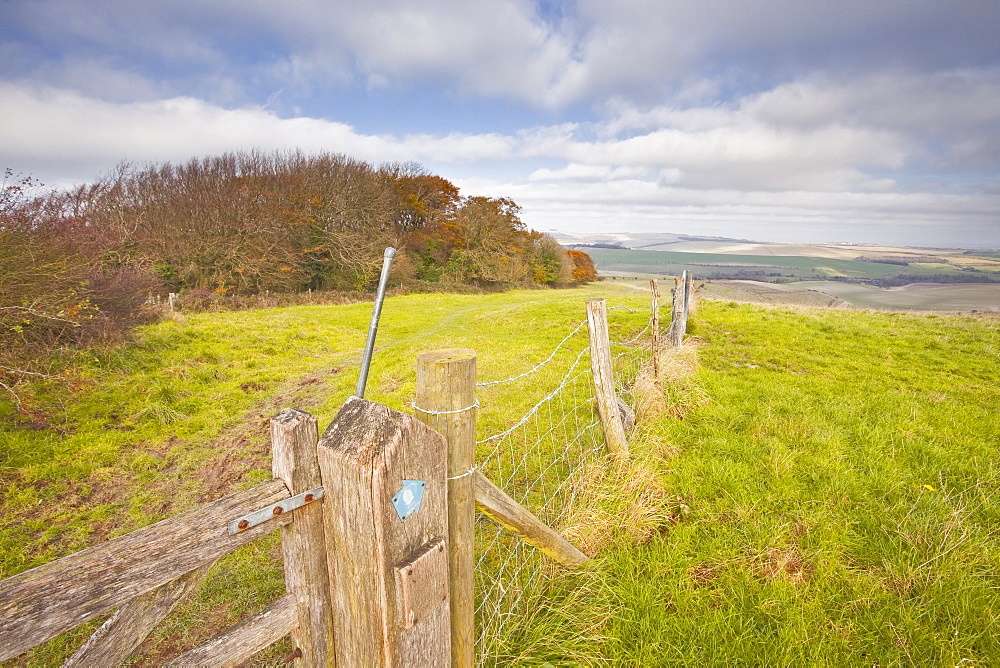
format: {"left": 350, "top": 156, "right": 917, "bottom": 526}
{"left": 391, "top": 480, "right": 426, "bottom": 522}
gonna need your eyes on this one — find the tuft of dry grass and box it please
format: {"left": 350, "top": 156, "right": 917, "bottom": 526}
{"left": 559, "top": 335, "right": 706, "bottom": 556}
{"left": 632, "top": 340, "right": 707, "bottom": 423}
{"left": 561, "top": 446, "right": 683, "bottom": 556}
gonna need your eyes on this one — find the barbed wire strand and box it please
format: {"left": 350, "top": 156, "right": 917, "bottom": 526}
{"left": 477, "top": 320, "right": 588, "bottom": 387}
{"left": 472, "top": 300, "right": 660, "bottom": 662}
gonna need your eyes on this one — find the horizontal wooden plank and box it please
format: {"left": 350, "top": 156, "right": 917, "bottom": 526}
{"left": 63, "top": 560, "right": 215, "bottom": 667}
{"left": 0, "top": 478, "right": 290, "bottom": 663}
{"left": 474, "top": 471, "right": 589, "bottom": 567}
{"left": 164, "top": 593, "right": 297, "bottom": 667}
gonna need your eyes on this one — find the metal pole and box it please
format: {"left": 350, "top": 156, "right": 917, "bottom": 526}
{"left": 355, "top": 247, "right": 396, "bottom": 398}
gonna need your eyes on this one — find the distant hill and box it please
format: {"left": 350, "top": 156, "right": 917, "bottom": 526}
{"left": 553, "top": 230, "right": 999, "bottom": 259}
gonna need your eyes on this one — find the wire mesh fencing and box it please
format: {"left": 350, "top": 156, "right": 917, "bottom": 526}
{"left": 472, "top": 298, "right": 664, "bottom": 663}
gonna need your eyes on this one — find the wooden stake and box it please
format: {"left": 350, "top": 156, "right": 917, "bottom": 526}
{"left": 318, "top": 397, "right": 451, "bottom": 667}
{"left": 473, "top": 471, "right": 588, "bottom": 567}
{"left": 650, "top": 278, "right": 661, "bottom": 379}
{"left": 586, "top": 299, "right": 629, "bottom": 458}
{"left": 271, "top": 408, "right": 335, "bottom": 666}
{"left": 415, "top": 349, "right": 477, "bottom": 668}
{"left": 681, "top": 270, "right": 691, "bottom": 336}
{"left": 670, "top": 276, "right": 684, "bottom": 347}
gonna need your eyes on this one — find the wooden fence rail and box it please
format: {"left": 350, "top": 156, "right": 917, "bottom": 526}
{"left": 0, "top": 278, "right": 693, "bottom": 666}
{"left": 0, "top": 478, "right": 292, "bottom": 664}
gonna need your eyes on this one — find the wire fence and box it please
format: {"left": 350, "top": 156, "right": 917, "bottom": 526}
{"left": 472, "top": 298, "right": 667, "bottom": 663}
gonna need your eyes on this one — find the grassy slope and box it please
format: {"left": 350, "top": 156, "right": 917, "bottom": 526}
{"left": 789, "top": 281, "right": 1000, "bottom": 311}
{"left": 0, "top": 283, "right": 652, "bottom": 666}
{"left": 522, "top": 300, "right": 1000, "bottom": 665}
{"left": 3, "top": 287, "right": 999, "bottom": 665}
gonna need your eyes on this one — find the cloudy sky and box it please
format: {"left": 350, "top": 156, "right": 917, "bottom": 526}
{"left": 2, "top": 0, "right": 999, "bottom": 248}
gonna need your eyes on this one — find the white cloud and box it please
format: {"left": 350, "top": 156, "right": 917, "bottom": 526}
{"left": 474, "top": 176, "right": 1000, "bottom": 247}
{"left": 6, "top": 0, "right": 1000, "bottom": 115}
{"left": 518, "top": 110, "right": 909, "bottom": 192}
{"left": 0, "top": 83, "right": 516, "bottom": 185}
{"left": 528, "top": 163, "right": 650, "bottom": 182}
{"left": 741, "top": 70, "right": 1000, "bottom": 132}
{"left": 4, "top": 0, "right": 1000, "bottom": 253}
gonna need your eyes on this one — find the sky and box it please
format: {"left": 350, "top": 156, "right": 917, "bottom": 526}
{"left": 2, "top": 0, "right": 999, "bottom": 249}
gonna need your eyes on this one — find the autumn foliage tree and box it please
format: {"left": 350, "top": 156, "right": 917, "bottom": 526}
{"left": 0, "top": 170, "right": 158, "bottom": 413}
{"left": 1, "top": 151, "right": 598, "bottom": 415}
{"left": 5, "top": 150, "right": 596, "bottom": 300}
{"left": 51, "top": 149, "right": 593, "bottom": 296}
{"left": 567, "top": 250, "right": 599, "bottom": 283}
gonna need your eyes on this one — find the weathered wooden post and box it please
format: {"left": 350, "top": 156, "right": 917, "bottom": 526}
{"left": 670, "top": 276, "right": 684, "bottom": 347}
{"left": 318, "top": 397, "right": 451, "bottom": 666}
{"left": 415, "top": 349, "right": 477, "bottom": 668}
{"left": 586, "top": 299, "right": 629, "bottom": 458}
{"left": 681, "top": 270, "right": 692, "bottom": 336}
{"left": 270, "top": 408, "right": 335, "bottom": 665}
{"left": 472, "top": 472, "right": 588, "bottom": 566}
{"left": 650, "top": 278, "right": 661, "bottom": 379}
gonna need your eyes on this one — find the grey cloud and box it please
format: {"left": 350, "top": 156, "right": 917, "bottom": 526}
{"left": 4, "top": 0, "right": 998, "bottom": 112}
{"left": 2, "top": 0, "right": 997, "bottom": 246}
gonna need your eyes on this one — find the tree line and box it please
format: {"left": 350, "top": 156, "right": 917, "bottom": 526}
{"left": 0, "top": 152, "right": 597, "bottom": 413}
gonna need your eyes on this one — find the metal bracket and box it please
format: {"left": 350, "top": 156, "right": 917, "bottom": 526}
{"left": 227, "top": 486, "right": 324, "bottom": 535}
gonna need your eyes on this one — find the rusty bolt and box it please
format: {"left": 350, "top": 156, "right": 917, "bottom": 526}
{"left": 237, "top": 519, "right": 250, "bottom": 531}
{"left": 283, "top": 647, "right": 303, "bottom": 664}
{"left": 304, "top": 493, "right": 314, "bottom": 502}
{"left": 273, "top": 505, "right": 284, "bottom": 515}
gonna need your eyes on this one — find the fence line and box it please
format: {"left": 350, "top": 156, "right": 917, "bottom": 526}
{"left": 478, "top": 347, "right": 591, "bottom": 448}
{"left": 472, "top": 293, "right": 663, "bottom": 662}
{"left": 476, "top": 320, "right": 588, "bottom": 387}
{"left": 0, "top": 276, "right": 695, "bottom": 666}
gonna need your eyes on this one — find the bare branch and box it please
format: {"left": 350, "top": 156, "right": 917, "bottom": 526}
{"left": 0, "top": 364, "right": 64, "bottom": 381}
{"left": 0, "top": 305, "right": 82, "bottom": 326}
{"left": 0, "top": 379, "right": 23, "bottom": 408}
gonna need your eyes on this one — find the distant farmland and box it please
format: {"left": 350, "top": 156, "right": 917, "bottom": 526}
{"left": 584, "top": 248, "right": 906, "bottom": 280}
{"left": 697, "top": 279, "right": 1000, "bottom": 312}
{"left": 582, "top": 246, "right": 1000, "bottom": 311}
{"left": 583, "top": 247, "right": 998, "bottom": 283}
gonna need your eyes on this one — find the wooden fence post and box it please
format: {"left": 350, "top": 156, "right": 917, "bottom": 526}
{"left": 270, "top": 408, "right": 335, "bottom": 666}
{"left": 586, "top": 299, "right": 629, "bottom": 458}
{"left": 318, "top": 397, "right": 451, "bottom": 666}
{"left": 650, "top": 279, "right": 661, "bottom": 379}
{"left": 415, "top": 349, "right": 477, "bottom": 668}
{"left": 681, "top": 270, "right": 691, "bottom": 336}
{"left": 670, "top": 276, "right": 684, "bottom": 347}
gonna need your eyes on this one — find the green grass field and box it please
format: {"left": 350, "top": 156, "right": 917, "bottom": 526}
{"left": 559, "top": 300, "right": 1000, "bottom": 664}
{"left": 2, "top": 285, "right": 999, "bottom": 665}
